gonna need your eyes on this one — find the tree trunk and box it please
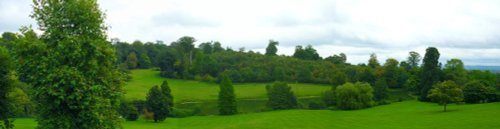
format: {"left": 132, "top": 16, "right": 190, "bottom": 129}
{"left": 443, "top": 103, "right": 447, "bottom": 112}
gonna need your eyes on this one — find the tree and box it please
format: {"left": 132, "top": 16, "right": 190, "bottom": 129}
{"left": 383, "top": 58, "right": 400, "bottom": 88}
{"left": 428, "top": 81, "right": 463, "bottom": 112}
{"left": 325, "top": 53, "right": 347, "bottom": 64}
{"left": 330, "top": 70, "right": 347, "bottom": 87}
{"left": 158, "top": 50, "right": 177, "bottom": 78}
{"left": 368, "top": 53, "right": 380, "bottom": 68}
{"left": 407, "top": 51, "right": 421, "bottom": 69}
{"left": 160, "top": 80, "right": 173, "bottom": 112}
{"left": 138, "top": 53, "right": 152, "bottom": 68}
{"left": 443, "top": 59, "right": 467, "bottom": 85}
{"left": 420, "top": 47, "right": 441, "bottom": 101}
{"left": 293, "top": 45, "right": 320, "bottom": 60}
{"left": 146, "top": 86, "right": 170, "bottom": 122}
{"left": 373, "top": 78, "right": 389, "bottom": 102}
{"left": 265, "top": 40, "right": 279, "bottom": 56}
{"left": 266, "top": 82, "right": 298, "bottom": 110}
{"left": 19, "top": 0, "right": 124, "bottom": 128}
{"left": 463, "top": 80, "right": 496, "bottom": 103}
{"left": 126, "top": 52, "right": 138, "bottom": 69}
{"left": 335, "top": 82, "right": 374, "bottom": 110}
{"left": 0, "top": 46, "right": 14, "bottom": 129}
{"left": 218, "top": 75, "right": 237, "bottom": 115}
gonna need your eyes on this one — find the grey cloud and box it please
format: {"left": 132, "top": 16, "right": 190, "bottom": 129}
{"left": 152, "top": 11, "right": 220, "bottom": 27}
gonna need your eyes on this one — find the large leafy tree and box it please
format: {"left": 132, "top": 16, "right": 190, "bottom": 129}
{"left": 0, "top": 46, "right": 14, "bottom": 129}
{"left": 373, "top": 78, "right": 389, "bottom": 102}
{"left": 16, "top": 0, "right": 124, "bottom": 128}
{"left": 126, "top": 52, "right": 138, "bottom": 69}
{"left": 407, "top": 51, "right": 421, "bottom": 69}
{"left": 420, "top": 47, "right": 441, "bottom": 101}
{"left": 383, "top": 58, "right": 400, "bottom": 88}
{"left": 443, "top": 59, "right": 467, "bottom": 85}
{"left": 463, "top": 80, "right": 496, "bottom": 103}
{"left": 428, "top": 80, "right": 463, "bottom": 112}
{"left": 218, "top": 75, "right": 237, "bottom": 115}
{"left": 145, "top": 86, "right": 170, "bottom": 122}
{"left": 335, "top": 82, "right": 374, "bottom": 110}
{"left": 265, "top": 40, "right": 279, "bottom": 56}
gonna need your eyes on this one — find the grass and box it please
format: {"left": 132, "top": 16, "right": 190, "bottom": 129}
{"left": 124, "top": 69, "right": 331, "bottom": 102}
{"left": 14, "top": 101, "right": 500, "bottom": 129}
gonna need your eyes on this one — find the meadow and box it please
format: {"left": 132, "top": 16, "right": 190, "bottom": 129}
{"left": 123, "top": 69, "right": 332, "bottom": 102}
{"left": 14, "top": 100, "right": 500, "bottom": 129}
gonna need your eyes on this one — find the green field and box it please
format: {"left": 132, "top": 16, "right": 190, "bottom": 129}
{"left": 14, "top": 101, "right": 500, "bottom": 129}
{"left": 124, "top": 69, "right": 331, "bottom": 102}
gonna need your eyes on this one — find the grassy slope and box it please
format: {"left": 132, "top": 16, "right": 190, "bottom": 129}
{"left": 15, "top": 101, "right": 500, "bottom": 129}
{"left": 124, "top": 69, "right": 330, "bottom": 102}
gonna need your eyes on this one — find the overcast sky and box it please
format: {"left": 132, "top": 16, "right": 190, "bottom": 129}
{"left": 1, "top": 0, "right": 500, "bottom": 66}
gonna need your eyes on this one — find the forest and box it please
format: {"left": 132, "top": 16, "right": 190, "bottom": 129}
{"left": 1, "top": 0, "right": 500, "bottom": 129}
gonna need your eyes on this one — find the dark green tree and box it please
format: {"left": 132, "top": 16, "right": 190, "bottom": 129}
{"left": 146, "top": 86, "right": 170, "bottom": 122}
{"left": 18, "top": 0, "right": 124, "bottom": 128}
{"left": 373, "top": 78, "right": 389, "bottom": 102}
{"left": 463, "top": 80, "right": 496, "bottom": 103}
{"left": 0, "top": 46, "right": 14, "bottom": 129}
{"left": 428, "top": 80, "right": 463, "bottom": 112}
{"left": 293, "top": 45, "right": 321, "bottom": 60}
{"left": 407, "top": 51, "right": 421, "bottom": 69}
{"left": 420, "top": 47, "right": 441, "bottom": 101}
{"left": 265, "top": 40, "right": 279, "bottom": 56}
{"left": 266, "top": 82, "right": 298, "bottom": 110}
{"left": 158, "top": 50, "right": 177, "bottom": 78}
{"left": 218, "top": 75, "right": 237, "bottom": 115}
{"left": 325, "top": 53, "right": 347, "bottom": 64}
{"left": 160, "top": 80, "right": 173, "bottom": 111}
{"left": 368, "top": 53, "right": 380, "bottom": 68}
{"left": 383, "top": 58, "right": 400, "bottom": 88}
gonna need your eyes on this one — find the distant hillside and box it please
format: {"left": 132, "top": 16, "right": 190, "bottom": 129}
{"left": 465, "top": 65, "right": 500, "bottom": 73}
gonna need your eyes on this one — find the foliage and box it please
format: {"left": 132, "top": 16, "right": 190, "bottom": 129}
{"left": 420, "top": 47, "right": 441, "bottom": 101}
{"left": 428, "top": 80, "right": 463, "bottom": 112}
{"left": 16, "top": 1, "right": 125, "bottom": 128}
{"left": 463, "top": 80, "right": 496, "bottom": 103}
{"left": 373, "top": 78, "right": 389, "bottom": 102}
{"left": 145, "top": 86, "right": 170, "bottom": 122}
{"left": 265, "top": 40, "right": 279, "bottom": 56}
{"left": 308, "top": 101, "right": 326, "bottom": 110}
{"left": 368, "top": 53, "right": 380, "bottom": 68}
{"left": 383, "top": 58, "right": 400, "bottom": 88}
{"left": 160, "top": 80, "right": 173, "bottom": 112}
{"left": 293, "top": 45, "right": 321, "bottom": 60}
{"left": 0, "top": 46, "right": 14, "bottom": 129}
{"left": 127, "top": 52, "right": 139, "bottom": 69}
{"left": 443, "top": 59, "right": 467, "bottom": 85}
{"left": 321, "top": 89, "right": 336, "bottom": 106}
{"left": 266, "top": 82, "right": 298, "bottom": 110}
{"left": 335, "top": 82, "right": 374, "bottom": 110}
{"left": 325, "top": 53, "right": 346, "bottom": 64}
{"left": 218, "top": 75, "right": 237, "bottom": 115}
{"left": 407, "top": 51, "right": 421, "bottom": 69}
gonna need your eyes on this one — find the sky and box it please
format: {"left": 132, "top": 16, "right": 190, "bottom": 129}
{"left": 1, "top": 0, "right": 500, "bottom": 66}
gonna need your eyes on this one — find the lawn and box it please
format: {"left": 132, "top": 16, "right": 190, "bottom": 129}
{"left": 124, "top": 69, "right": 331, "bottom": 102}
{"left": 14, "top": 101, "right": 500, "bottom": 129}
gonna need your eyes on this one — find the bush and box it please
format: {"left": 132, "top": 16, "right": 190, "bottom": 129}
{"left": 169, "top": 108, "right": 195, "bottom": 118}
{"left": 335, "top": 82, "right": 374, "bottom": 110}
{"left": 463, "top": 80, "right": 496, "bottom": 103}
{"left": 126, "top": 105, "right": 139, "bottom": 121}
{"left": 321, "top": 90, "right": 335, "bottom": 106}
{"left": 308, "top": 101, "right": 326, "bottom": 110}
{"left": 266, "top": 82, "right": 298, "bottom": 110}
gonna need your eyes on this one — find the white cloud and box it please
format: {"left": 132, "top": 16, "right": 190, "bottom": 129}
{"left": 1, "top": 0, "right": 500, "bottom": 65}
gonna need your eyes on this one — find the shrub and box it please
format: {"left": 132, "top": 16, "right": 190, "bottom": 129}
{"left": 308, "top": 101, "right": 326, "bottom": 110}
{"left": 335, "top": 82, "right": 374, "bottom": 110}
{"left": 266, "top": 82, "right": 298, "bottom": 110}
{"left": 463, "top": 80, "right": 496, "bottom": 103}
